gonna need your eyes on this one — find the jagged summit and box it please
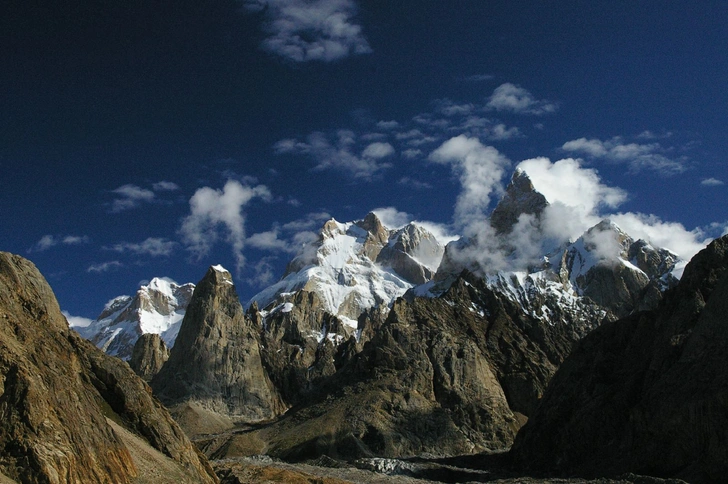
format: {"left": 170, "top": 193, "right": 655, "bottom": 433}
{"left": 490, "top": 169, "right": 548, "bottom": 234}
{"left": 249, "top": 212, "right": 445, "bottom": 319}
{"left": 76, "top": 276, "right": 195, "bottom": 360}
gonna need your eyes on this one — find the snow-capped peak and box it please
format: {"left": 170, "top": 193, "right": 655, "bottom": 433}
{"left": 250, "top": 213, "right": 445, "bottom": 319}
{"left": 76, "top": 276, "right": 195, "bottom": 360}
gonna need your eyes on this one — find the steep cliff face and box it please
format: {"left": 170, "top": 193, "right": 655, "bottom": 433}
{"left": 151, "top": 266, "right": 285, "bottom": 427}
{"left": 0, "top": 252, "right": 217, "bottom": 484}
{"left": 511, "top": 235, "right": 728, "bottom": 483}
{"left": 129, "top": 333, "right": 170, "bottom": 382}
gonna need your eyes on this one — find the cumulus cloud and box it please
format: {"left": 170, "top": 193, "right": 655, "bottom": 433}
{"left": 429, "top": 135, "right": 510, "bottom": 231}
{"left": 243, "top": 0, "right": 371, "bottom": 62}
{"left": 361, "top": 142, "right": 395, "bottom": 159}
{"left": 517, "top": 157, "right": 627, "bottom": 227}
{"left": 281, "top": 211, "right": 332, "bottom": 232}
{"left": 486, "top": 83, "right": 558, "bottom": 115}
{"left": 62, "top": 310, "right": 94, "bottom": 329}
{"left": 436, "top": 150, "right": 714, "bottom": 279}
{"left": 87, "top": 261, "right": 123, "bottom": 273}
{"left": 274, "top": 130, "right": 393, "bottom": 179}
{"left": 106, "top": 237, "right": 177, "bottom": 257}
{"left": 248, "top": 257, "right": 279, "bottom": 287}
{"left": 609, "top": 212, "right": 709, "bottom": 262}
{"left": 29, "top": 234, "right": 90, "bottom": 252}
{"left": 371, "top": 207, "right": 412, "bottom": 229}
{"left": 179, "top": 179, "right": 271, "bottom": 273}
{"left": 701, "top": 177, "right": 724, "bottom": 186}
{"left": 562, "top": 136, "right": 687, "bottom": 175}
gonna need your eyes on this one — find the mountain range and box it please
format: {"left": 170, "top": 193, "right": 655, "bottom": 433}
{"left": 6, "top": 169, "right": 725, "bottom": 482}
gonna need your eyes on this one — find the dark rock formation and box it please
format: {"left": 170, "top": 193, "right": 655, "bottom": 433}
{"left": 0, "top": 252, "right": 217, "bottom": 484}
{"left": 489, "top": 169, "right": 548, "bottom": 235}
{"left": 130, "top": 333, "right": 170, "bottom": 381}
{"left": 152, "top": 266, "right": 285, "bottom": 426}
{"left": 511, "top": 235, "right": 728, "bottom": 483}
{"left": 207, "top": 272, "right": 583, "bottom": 461}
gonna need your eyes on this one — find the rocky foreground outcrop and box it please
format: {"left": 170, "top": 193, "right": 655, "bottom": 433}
{"left": 0, "top": 252, "right": 217, "bottom": 483}
{"left": 511, "top": 235, "right": 728, "bottom": 483}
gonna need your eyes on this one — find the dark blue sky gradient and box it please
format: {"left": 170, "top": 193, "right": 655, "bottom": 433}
{"left": 1, "top": 1, "right": 726, "bottom": 318}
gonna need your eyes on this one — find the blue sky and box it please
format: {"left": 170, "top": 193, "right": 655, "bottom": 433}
{"left": 1, "top": 1, "right": 726, "bottom": 321}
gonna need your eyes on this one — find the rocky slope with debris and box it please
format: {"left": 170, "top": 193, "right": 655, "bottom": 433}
{"left": 0, "top": 251, "right": 217, "bottom": 483}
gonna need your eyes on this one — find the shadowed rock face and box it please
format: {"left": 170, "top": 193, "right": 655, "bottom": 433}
{"left": 511, "top": 235, "right": 728, "bottom": 483}
{"left": 152, "top": 266, "right": 285, "bottom": 424}
{"left": 0, "top": 252, "right": 217, "bottom": 484}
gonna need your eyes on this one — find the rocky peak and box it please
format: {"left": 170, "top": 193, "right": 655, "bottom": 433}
{"left": 490, "top": 169, "right": 548, "bottom": 234}
{"left": 151, "top": 264, "right": 284, "bottom": 426}
{"left": 377, "top": 223, "right": 445, "bottom": 284}
{"left": 356, "top": 212, "right": 390, "bottom": 246}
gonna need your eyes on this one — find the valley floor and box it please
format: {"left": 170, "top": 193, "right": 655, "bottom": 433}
{"left": 211, "top": 455, "right": 688, "bottom": 484}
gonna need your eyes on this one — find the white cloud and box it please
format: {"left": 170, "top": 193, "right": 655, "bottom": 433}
{"left": 434, "top": 99, "right": 476, "bottom": 117}
{"left": 62, "top": 310, "right": 93, "bottom": 329}
{"left": 87, "top": 261, "right": 123, "bottom": 273}
{"left": 29, "top": 234, "right": 90, "bottom": 252}
{"left": 562, "top": 136, "right": 687, "bottom": 175}
{"left": 107, "top": 237, "right": 177, "bottom": 257}
{"left": 179, "top": 179, "right": 271, "bottom": 273}
{"left": 274, "top": 130, "right": 392, "bottom": 179}
{"left": 243, "top": 0, "right": 371, "bottom": 62}
{"left": 486, "top": 83, "right": 558, "bottom": 115}
{"left": 518, "top": 157, "right": 627, "bottom": 217}
{"left": 110, "top": 184, "right": 155, "bottom": 212}
{"left": 609, "top": 212, "right": 709, "bottom": 262}
{"left": 429, "top": 135, "right": 510, "bottom": 230}
{"left": 152, "top": 181, "right": 180, "bottom": 191}
{"left": 371, "top": 207, "right": 412, "bottom": 229}
{"left": 701, "top": 177, "right": 725, "bottom": 186}
{"left": 247, "top": 230, "right": 292, "bottom": 252}
{"left": 361, "top": 142, "right": 395, "bottom": 159}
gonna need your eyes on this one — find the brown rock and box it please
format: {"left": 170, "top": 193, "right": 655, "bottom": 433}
{"left": 152, "top": 266, "right": 285, "bottom": 427}
{"left": 0, "top": 252, "right": 217, "bottom": 484}
{"left": 129, "top": 332, "right": 170, "bottom": 381}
